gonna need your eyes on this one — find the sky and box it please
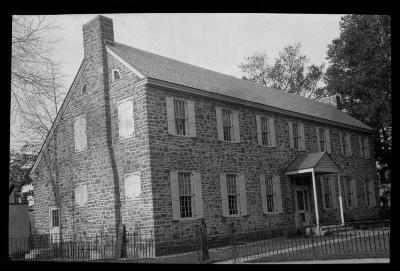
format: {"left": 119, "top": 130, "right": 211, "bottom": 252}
{"left": 11, "top": 13, "right": 345, "bottom": 151}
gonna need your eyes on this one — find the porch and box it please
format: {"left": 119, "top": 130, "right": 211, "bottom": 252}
{"left": 286, "top": 152, "right": 345, "bottom": 230}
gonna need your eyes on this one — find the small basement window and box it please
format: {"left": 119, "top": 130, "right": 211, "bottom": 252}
{"left": 113, "top": 70, "right": 121, "bottom": 82}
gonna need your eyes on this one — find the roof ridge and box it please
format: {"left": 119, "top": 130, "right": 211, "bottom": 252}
{"left": 109, "top": 41, "right": 351, "bottom": 115}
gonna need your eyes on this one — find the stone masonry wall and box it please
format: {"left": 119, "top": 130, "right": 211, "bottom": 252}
{"left": 145, "top": 84, "right": 378, "bottom": 240}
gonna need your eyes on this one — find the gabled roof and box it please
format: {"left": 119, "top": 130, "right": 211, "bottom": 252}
{"left": 286, "top": 152, "right": 340, "bottom": 174}
{"left": 106, "top": 41, "right": 372, "bottom": 132}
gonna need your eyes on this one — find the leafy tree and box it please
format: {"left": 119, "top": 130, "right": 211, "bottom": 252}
{"left": 9, "top": 144, "right": 37, "bottom": 187}
{"left": 325, "top": 15, "right": 391, "bottom": 179}
{"left": 239, "top": 43, "right": 326, "bottom": 99}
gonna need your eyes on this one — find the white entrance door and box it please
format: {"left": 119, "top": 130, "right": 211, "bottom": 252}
{"left": 49, "top": 208, "right": 60, "bottom": 243}
{"left": 294, "top": 186, "right": 311, "bottom": 228}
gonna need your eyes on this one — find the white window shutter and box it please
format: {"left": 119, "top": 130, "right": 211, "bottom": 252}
{"left": 299, "top": 123, "right": 306, "bottom": 150}
{"left": 359, "top": 136, "right": 363, "bottom": 158}
{"left": 118, "top": 98, "right": 135, "bottom": 139}
{"left": 170, "top": 171, "right": 180, "bottom": 220}
{"left": 330, "top": 176, "right": 337, "bottom": 209}
{"left": 288, "top": 122, "right": 294, "bottom": 149}
{"left": 364, "top": 137, "right": 370, "bottom": 159}
{"left": 325, "top": 129, "right": 331, "bottom": 154}
{"left": 256, "top": 115, "right": 262, "bottom": 145}
{"left": 216, "top": 107, "right": 224, "bottom": 141}
{"left": 187, "top": 101, "right": 196, "bottom": 137}
{"left": 192, "top": 172, "right": 203, "bottom": 218}
{"left": 320, "top": 177, "right": 326, "bottom": 210}
{"left": 339, "top": 132, "right": 344, "bottom": 155}
{"left": 232, "top": 110, "right": 240, "bottom": 142}
{"left": 74, "top": 115, "right": 87, "bottom": 151}
{"left": 237, "top": 174, "right": 248, "bottom": 216}
{"left": 166, "top": 97, "right": 176, "bottom": 135}
{"left": 346, "top": 134, "right": 352, "bottom": 156}
{"left": 220, "top": 173, "right": 229, "bottom": 216}
{"left": 316, "top": 127, "right": 321, "bottom": 152}
{"left": 273, "top": 175, "right": 283, "bottom": 213}
{"left": 269, "top": 117, "right": 276, "bottom": 147}
{"left": 259, "top": 175, "right": 268, "bottom": 214}
{"left": 369, "top": 180, "right": 376, "bottom": 207}
{"left": 351, "top": 179, "right": 358, "bottom": 208}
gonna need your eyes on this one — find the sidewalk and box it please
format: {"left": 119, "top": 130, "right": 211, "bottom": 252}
{"left": 240, "top": 258, "right": 390, "bottom": 264}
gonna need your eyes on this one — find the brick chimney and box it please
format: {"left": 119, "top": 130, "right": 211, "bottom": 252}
{"left": 319, "top": 95, "right": 343, "bottom": 111}
{"left": 82, "top": 15, "right": 114, "bottom": 61}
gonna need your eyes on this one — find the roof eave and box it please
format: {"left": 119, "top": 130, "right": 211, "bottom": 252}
{"left": 139, "top": 77, "right": 374, "bottom": 134}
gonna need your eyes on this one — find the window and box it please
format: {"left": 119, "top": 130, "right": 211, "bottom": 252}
{"left": 81, "top": 84, "right": 87, "bottom": 95}
{"left": 178, "top": 172, "right": 193, "bottom": 218}
{"left": 74, "top": 184, "right": 88, "bottom": 206}
{"left": 220, "top": 173, "right": 247, "bottom": 216}
{"left": 364, "top": 179, "right": 376, "bottom": 207}
{"left": 174, "top": 99, "right": 188, "bottom": 136}
{"left": 341, "top": 132, "right": 347, "bottom": 156}
{"left": 51, "top": 209, "right": 60, "bottom": 227}
{"left": 260, "top": 175, "right": 283, "bottom": 214}
{"left": 261, "top": 117, "right": 271, "bottom": 146}
{"left": 265, "top": 176, "right": 275, "bottom": 212}
{"left": 322, "top": 177, "right": 332, "bottom": 209}
{"left": 345, "top": 177, "right": 353, "bottom": 208}
{"left": 360, "top": 136, "right": 370, "bottom": 159}
{"left": 118, "top": 98, "right": 135, "bottom": 139}
{"left": 112, "top": 70, "right": 121, "bottom": 81}
{"left": 170, "top": 171, "right": 203, "bottom": 220}
{"left": 226, "top": 174, "right": 239, "bottom": 215}
{"left": 360, "top": 137, "right": 366, "bottom": 158}
{"left": 74, "top": 115, "right": 87, "bottom": 152}
{"left": 166, "top": 97, "right": 196, "bottom": 137}
{"left": 319, "top": 128, "right": 326, "bottom": 152}
{"left": 124, "top": 173, "right": 141, "bottom": 200}
{"left": 222, "top": 109, "right": 233, "bottom": 142}
{"left": 293, "top": 123, "right": 300, "bottom": 150}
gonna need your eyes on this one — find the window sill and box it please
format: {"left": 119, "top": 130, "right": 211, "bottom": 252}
{"left": 173, "top": 216, "right": 202, "bottom": 222}
{"left": 169, "top": 133, "right": 195, "bottom": 138}
{"left": 75, "top": 149, "right": 88, "bottom": 154}
{"left": 259, "top": 144, "right": 276, "bottom": 148}
{"left": 119, "top": 134, "right": 135, "bottom": 141}
{"left": 219, "top": 139, "right": 240, "bottom": 143}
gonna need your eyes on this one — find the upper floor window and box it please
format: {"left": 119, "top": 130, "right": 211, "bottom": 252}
{"left": 74, "top": 115, "right": 87, "bottom": 152}
{"left": 170, "top": 171, "right": 203, "bottom": 220}
{"left": 359, "top": 136, "right": 371, "bottom": 159}
{"left": 316, "top": 127, "right": 331, "bottom": 153}
{"left": 216, "top": 107, "right": 240, "bottom": 142}
{"left": 112, "top": 70, "right": 121, "bottom": 82}
{"left": 174, "top": 99, "right": 188, "bottom": 136}
{"left": 288, "top": 122, "right": 305, "bottom": 150}
{"left": 256, "top": 115, "right": 276, "bottom": 147}
{"left": 166, "top": 97, "right": 196, "bottom": 137}
{"left": 339, "top": 132, "right": 352, "bottom": 156}
{"left": 50, "top": 208, "right": 60, "bottom": 227}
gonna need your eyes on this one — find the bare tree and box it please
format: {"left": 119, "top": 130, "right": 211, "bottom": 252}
{"left": 11, "top": 15, "right": 66, "bottom": 153}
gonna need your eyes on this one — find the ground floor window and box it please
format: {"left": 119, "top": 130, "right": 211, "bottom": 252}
{"left": 226, "top": 174, "right": 239, "bottom": 215}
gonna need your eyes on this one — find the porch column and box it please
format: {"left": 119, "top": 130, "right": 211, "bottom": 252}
{"left": 337, "top": 173, "right": 345, "bottom": 225}
{"left": 311, "top": 169, "right": 320, "bottom": 227}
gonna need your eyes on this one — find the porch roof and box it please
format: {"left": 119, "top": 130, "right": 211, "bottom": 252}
{"left": 286, "top": 152, "right": 340, "bottom": 175}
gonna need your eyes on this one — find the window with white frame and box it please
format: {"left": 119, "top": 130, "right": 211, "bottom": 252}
{"left": 174, "top": 99, "right": 188, "bottom": 136}
{"left": 170, "top": 171, "right": 203, "bottom": 220}
{"left": 222, "top": 109, "right": 234, "bottom": 142}
{"left": 260, "top": 175, "right": 283, "bottom": 214}
{"left": 166, "top": 97, "right": 196, "bottom": 137}
{"left": 261, "top": 117, "right": 271, "bottom": 146}
{"left": 226, "top": 174, "right": 239, "bottom": 215}
{"left": 51, "top": 209, "right": 60, "bottom": 227}
{"left": 178, "top": 172, "right": 193, "bottom": 218}
{"left": 265, "top": 176, "right": 275, "bottom": 212}
{"left": 319, "top": 128, "right": 326, "bottom": 152}
{"left": 293, "top": 123, "right": 300, "bottom": 150}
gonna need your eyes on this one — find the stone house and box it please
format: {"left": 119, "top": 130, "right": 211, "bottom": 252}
{"left": 29, "top": 15, "right": 379, "bottom": 243}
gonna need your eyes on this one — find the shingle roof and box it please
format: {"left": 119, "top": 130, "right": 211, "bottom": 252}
{"left": 286, "top": 152, "right": 340, "bottom": 172}
{"left": 106, "top": 41, "right": 372, "bottom": 131}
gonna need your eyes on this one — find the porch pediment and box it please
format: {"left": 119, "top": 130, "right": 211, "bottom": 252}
{"left": 286, "top": 152, "right": 340, "bottom": 175}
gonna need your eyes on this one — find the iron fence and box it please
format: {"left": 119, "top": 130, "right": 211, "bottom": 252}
{"left": 9, "top": 219, "right": 390, "bottom": 263}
